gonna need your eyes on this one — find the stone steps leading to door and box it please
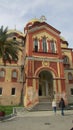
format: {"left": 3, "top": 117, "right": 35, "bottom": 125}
{"left": 30, "top": 102, "right": 52, "bottom": 111}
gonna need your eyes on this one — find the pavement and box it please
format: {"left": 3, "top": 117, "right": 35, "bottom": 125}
{"left": 0, "top": 110, "right": 73, "bottom": 130}
{"left": 16, "top": 109, "right": 73, "bottom": 117}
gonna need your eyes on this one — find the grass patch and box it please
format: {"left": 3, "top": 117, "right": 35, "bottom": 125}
{"left": 0, "top": 105, "right": 23, "bottom": 115}
{"left": 0, "top": 106, "right": 14, "bottom": 115}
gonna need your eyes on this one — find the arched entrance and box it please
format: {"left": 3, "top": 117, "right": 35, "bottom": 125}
{"left": 38, "top": 70, "right": 54, "bottom": 102}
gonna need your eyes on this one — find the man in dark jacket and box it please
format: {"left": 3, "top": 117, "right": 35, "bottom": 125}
{"left": 59, "top": 98, "right": 65, "bottom": 116}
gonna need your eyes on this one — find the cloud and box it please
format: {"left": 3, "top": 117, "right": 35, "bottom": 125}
{"left": 0, "top": 0, "right": 73, "bottom": 48}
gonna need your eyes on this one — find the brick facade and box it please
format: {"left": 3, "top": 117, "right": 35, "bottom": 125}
{"left": 0, "top": 19, "right": 73, "bottom": 107}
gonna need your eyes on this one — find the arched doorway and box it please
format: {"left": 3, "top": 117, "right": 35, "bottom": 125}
{"left": 38, "top": 70, "right": 54, "bottom": 102}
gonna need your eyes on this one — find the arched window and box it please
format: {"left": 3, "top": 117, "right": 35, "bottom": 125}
{"left": 0, "top": 69, "right": 5, "bottom": 78}
{"left": 12, "top": 70, "right": 17, "bottom": 82}
{"left": 50, "top": 40, "right": 56, "bottom": 53}
{"left": 63, "top": 56, "right": 69, "bottom": 64}
{"left": 68, "top": 72, "right": 73, "bottom": 83}
{"left": 68, "top": 72, "right": 73, "bottom": 80}
{"left": 0, "top": 69, "right": 5, "bottom": 82}
{"left": 33, "top": 38, "right": 38, "bottom": 52}
{"left": 42, "top": 37, "right": 47, "bottom": 52}
{"left": 12, "top": 71, "right": 17, "bottom": 78}
{"left": 63, "top": 56, "right": 70, "bottom": 68}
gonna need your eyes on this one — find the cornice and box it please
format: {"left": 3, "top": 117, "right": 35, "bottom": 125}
{"left": 26, "top": 56, "right": 63, "bottom": 62}
{"left": 28, "top": 25, "right": 60, "bottom": 37}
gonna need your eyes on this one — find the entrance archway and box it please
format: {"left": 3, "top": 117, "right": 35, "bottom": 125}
{"left": 38, "top": 70, "right": 53, "bottom": 102}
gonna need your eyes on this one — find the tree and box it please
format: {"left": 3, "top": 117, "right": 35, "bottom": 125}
{"left": 0, "top": 25, "right": 22, "bottom": 64}
{"left": 0, "top": 25, "right": 25, "bottom": 106}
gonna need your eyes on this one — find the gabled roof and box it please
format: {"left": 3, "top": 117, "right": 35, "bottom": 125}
{"left": 25, "top": 18, "right": 61, "bottom": 35}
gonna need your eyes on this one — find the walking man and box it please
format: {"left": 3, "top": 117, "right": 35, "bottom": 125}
{"left": 59, "top": 98, "right": 65, "bottom": 116}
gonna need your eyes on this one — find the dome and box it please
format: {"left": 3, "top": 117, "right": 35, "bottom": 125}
{"left": 7, "top": 29, "right": 25, "bottom": 37}
{"left": 25, "top": 18, "right": 41, "bottom": 28}
{"left": 27, "top": 16, "right": 46, "bottom": 25}
{"left": 60, "top": 36, "right": 68, "bottom": 46}
{"left": 60, "top": 36, "right": 66, "bottom": 41}
{"left": 28, "top": 18, "right": 40, "bottom": 24}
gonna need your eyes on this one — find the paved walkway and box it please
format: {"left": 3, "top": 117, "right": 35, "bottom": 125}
{"left": 0, "top": 110, "right": 73, "bottom": 130}
{"left": 17, "top": 109, "right": 73, "bottom": 117}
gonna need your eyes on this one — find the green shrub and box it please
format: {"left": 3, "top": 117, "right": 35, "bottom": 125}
{"left": 0, "top": 106, "right": 13, "bottom": 115}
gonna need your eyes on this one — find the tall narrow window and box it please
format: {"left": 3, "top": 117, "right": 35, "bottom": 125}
{"left": 68, "top": 72, "right": 73, "bottom": 81}
{"left": 34, "top": 38, "right": 38, "bottom": 52}
{"left": 42, "top": 37, "right": 47, "bottom": 52}
{"left": 0, "top": 88, "right": 2, "bottom": 95}
{"left": 71, "top": 88, "right": 73, "bottom": 95}
{"left": 11, "top": 88, "right": 15, "bottom": 95}
{"left": 50, "top": 40, "right": 56, "bottom": 53}
{"left": 0, "top": 69, "right": 5, "bottom": 82}
{"left": 12, "top": 70, "right": 17, "bottom": 82}
{"left": 63, "top": 56, "right": 69, "bottom": 64}
{"left": 0, "top": 69, "right": 5, "bottom": 78}
{"left": 12, "top": 71, "right": 17, "bottom": 78}
{"left": 63, "top": 56, "right": 70, "bottom": 68}
{"left": 68, "top": 72, "right": 73, "bottom": 83}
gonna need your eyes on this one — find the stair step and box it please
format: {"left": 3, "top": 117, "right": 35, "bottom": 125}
{"left": 31, "top": 102, "right": 52, "bottom": 111}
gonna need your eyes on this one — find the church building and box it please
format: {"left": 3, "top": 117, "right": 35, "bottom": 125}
{"left": 0, "top": 17, "right": 73, "bottom": 108}
{"left": 24, "top": 17, "right": 73, "bottom": 107}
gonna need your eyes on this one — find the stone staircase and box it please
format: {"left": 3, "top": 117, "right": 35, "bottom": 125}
{"left": 30, "top": 102, "right": 52, "bottom": 111}
{"left": 13, "top": 102, "right": 52, "bottom": 113}
{"left": 13, "top": 102, "right": 72, "bottom": 113}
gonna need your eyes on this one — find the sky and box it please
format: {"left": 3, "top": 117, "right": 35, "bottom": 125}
{"left": 0, "top": 0, "right": 73, "bottom": 48}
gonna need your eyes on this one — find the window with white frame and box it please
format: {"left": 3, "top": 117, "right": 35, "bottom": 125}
{"left": 11, "top": 88, "right": 16, "bottom": 95}
{"left": 33, "top": 38, "right": 38, "bottom": 52}
{"left": 63, "top": 56, "right": 69, "bottom": 64}
{"left": 42, "top": 37, "right": 47, "bottom": 52}
{"left": 0, "top": 87, "right": 2, "bottom": 95}
{"left": 71, "top": 88, "right": 73, "bottom": 95}
{"left": 50, "top": 40, "right": 56, "bottom": 53}
{"left": 68, "top": 72, "right": 73, "bottom": 80}
{"left": 12, "top": 71, "right": 17, "bottom": 78}
{"left": 0, "top": 69, "right": 5, "bottom": 78}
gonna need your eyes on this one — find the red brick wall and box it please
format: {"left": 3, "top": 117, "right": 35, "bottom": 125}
{"left": 34, "top": 61, "right": 42, "bottom": 72}
{"left": 50, "top": 62, "right": 58, "bottom": 75}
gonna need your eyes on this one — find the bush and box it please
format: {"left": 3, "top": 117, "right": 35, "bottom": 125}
{"left": 0, "top": 106, "right": 13, "bottom": 115}
{"left": 0, "top": 111, "right": 5, "bottom": 117}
